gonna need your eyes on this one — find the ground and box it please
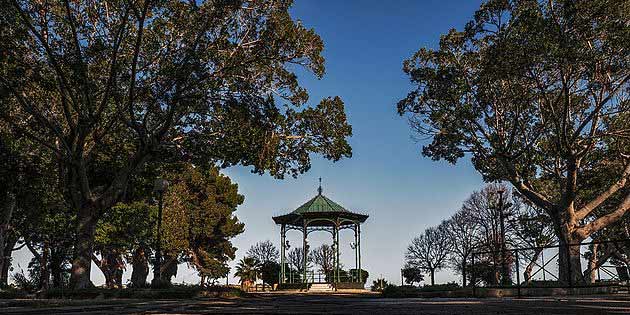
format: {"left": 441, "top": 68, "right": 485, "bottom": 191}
{"left": 2, "top": 293, "right": 630, "bottom": 314}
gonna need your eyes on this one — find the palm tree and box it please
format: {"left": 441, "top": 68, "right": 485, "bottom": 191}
{"left": 235, "top": 257, "right": 259, "bottom": 290}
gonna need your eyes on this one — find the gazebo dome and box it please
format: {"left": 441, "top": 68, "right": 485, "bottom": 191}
{"left": 272, "top": 186, "right": 368, "bottom": 227}
{"left": 273, "top": 179, "right": 368, "bottom": 289}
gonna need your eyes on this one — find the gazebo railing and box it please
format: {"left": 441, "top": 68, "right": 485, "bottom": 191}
{"left": 282, "top": 270, "right": 361, "bottom": 284}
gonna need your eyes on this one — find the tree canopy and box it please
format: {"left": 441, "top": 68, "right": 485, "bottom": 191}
{"left": 1, "top": 0, "right": 352, "bottom": 288}
{"left": 399, "top": 0, "right": 630, "bottom": 283}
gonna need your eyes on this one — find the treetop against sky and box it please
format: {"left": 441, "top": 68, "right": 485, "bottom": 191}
{"left": 5, "top": 0, "right": 628, "bottom": 288}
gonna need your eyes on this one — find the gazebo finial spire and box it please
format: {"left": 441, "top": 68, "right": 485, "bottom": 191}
{"left": 318, "top": 177, "right": 322, "bottom": 195}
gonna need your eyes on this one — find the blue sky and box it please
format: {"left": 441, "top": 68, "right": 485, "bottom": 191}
{"left": 221, "top": 0, "right": 487, "bottom": 285}
{"left": 12, "top": 0, "right": 488, "bottom": 287}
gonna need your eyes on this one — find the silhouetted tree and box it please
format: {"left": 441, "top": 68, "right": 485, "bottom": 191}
{"left": 311, "top": 244, "right": 335, "bottom": 278}
{"left": 399, "top": 0, "right": 630, "bottom": 284}
{"left": 402, "top": 265, "right": 424, "bottom": 286}
{"left": 2, "top": 0, "right": 352, "bottom": 288}
{"left": 246, "top": 240, "right": 279, "bottom": 264}
{"left": 406, "top": 223, "right": 451, "bottom": 285}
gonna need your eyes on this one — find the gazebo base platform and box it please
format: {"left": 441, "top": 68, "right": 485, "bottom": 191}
{"left": 276, "top": 282, "right": 365, "bottom": 291}
{"left": 309, "top": 283, "right": 335, "bottom": 292}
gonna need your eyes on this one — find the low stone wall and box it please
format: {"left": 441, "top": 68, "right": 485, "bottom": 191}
{"left": 277, "top": 283, "right": 310, "bottom": 291}
{"left": 384, "top": 285, "right": 625, "bottom": 298}
{"left": 334, "top": 282, "right": 366, "bottom": 290}
{"left": 478, "top": 286, "right": 619, "bottom": 297}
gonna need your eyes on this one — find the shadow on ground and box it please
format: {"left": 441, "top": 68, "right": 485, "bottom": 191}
{"left": 2, "top": 293, "right": 630, "bottom": 314}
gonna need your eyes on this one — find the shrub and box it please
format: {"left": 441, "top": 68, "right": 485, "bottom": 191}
{"left": 371, "top": 278, "right": 388, "bottom": 292}
{"left": 419, "top": 281, "right": 461, "bottom": 292}
{"left": 382, "top": 285, "right": 419, "bottom": 298}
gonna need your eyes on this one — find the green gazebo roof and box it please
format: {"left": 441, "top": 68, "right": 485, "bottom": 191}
{"left": 272, "top": 185, "right": 368, "bottom": 227}
{"left": 293, "top": 194, "right": 349, "bottom": 214}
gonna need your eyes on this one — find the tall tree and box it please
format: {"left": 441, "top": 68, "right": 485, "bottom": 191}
{"left": 311, "top": 244, "right": 335, "bottom": 278}
{"left": 246, "top": 240, "right": 279, "bottom": 264}
{"left": 287, "top": 247, "right": 311, "bottom": 274}
{"left": 160, "top": 163, "right": 244, "bottom": 286}
{"left": 0, "top": 0, "right": 351, "bottom": 288}
{"left": 1, "top": 0, "right": 352, "bottom": 288}
{"left": 398, "top": 0, "right": 630, "bottom": 283}
{"left": 405, "top": 223, "right": 451, "bottom": 286}
{"left": 402, "top": 265, "right": 424, "bottom": 286}
{"left": 462, "top": 185, "right": 518, "bottom": 285}
{"left": 234, "top": 257, "right": 258, "bottom": 290}
{"left": 444, "top": 207, "right": 478, "bottom": 287}
{"left": 93, "top": 202, "right": 155, "bottom": 288}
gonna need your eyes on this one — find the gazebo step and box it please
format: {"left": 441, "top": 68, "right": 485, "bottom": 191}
{"left": 309, "top": 283, "right": 334, "bottom": 292}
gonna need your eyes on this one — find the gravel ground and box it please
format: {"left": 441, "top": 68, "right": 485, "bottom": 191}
{"left": 2, "top": 293, "right": 630, "bottom": 314}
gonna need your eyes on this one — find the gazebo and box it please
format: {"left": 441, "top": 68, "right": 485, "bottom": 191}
{"left": 272, "top": 180, "right": 368, "bottom": 290}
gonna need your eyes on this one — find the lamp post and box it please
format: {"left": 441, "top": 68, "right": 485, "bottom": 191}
{"left": 285, "top": 241, "right": 291, "bottom": 283}
{"left": 350, "top": 242, "right": 357, "bottom": 282}
{"left": 152, "top": 178, "right": 169, "bottom": 286}
{"left": 496, "top": 188, "right": 509, "bottom": 285}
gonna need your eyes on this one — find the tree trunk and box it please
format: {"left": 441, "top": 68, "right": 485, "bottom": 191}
{"left": 557, "top": 234, "right": 584, "bottom": 285}
{"left": 461, "top": 261, "right": 467, "bottom": 287}
{"left": 50, "top": 248, "right": 66, "bottom": 288}
{"left": 130, "top": 247, "right": 149, "bottom": 288}
{"left": 430, "top": 269, "right": 435, "bottom": 286}
{"left": 524, "top": 248, "right": 543, "bottom": 284}
{"left": 160, "top": 255, "right": 178, "bottom": 283}
{"left": 583, "top": 244, "right": 615, "bottom": 284}
{"left": 587, "top": 243, "right": 599, "bottom": 284}
{"left": 93, "top": 250, "right": 125, "bottom": 289}
{"left": 38, "top": 242, "right": 50, "bottom": 290}
{"left": 0, "top": 191, "right": 16, "bottom": 287}
{"left": 0, "top": 235, "right": 17, "bottom": 287}
{"left": 70, "top": 206, "right": 98, "bottom": 289}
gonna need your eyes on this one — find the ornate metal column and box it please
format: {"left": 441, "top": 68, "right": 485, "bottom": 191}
{"left": 354, "top": 223, "right": 359, "bottom": 282}
{"left": 280, "top": 224, "right": 286, "bottom": 284}
{"left": 331, "top": 225, "right": 337, "bottom": 284}
{"left": 335, "top": 220, "right": 340, "bottom": 284}
{"left": 358, "top": 224, "right": 362, "bottom": 283}
{"left": 303, "top": 221, "right": 308, "bottom": 290}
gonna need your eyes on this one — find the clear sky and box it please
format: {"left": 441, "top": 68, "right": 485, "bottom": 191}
{"left": 221, "top": 0, "right": 487, "bottom": 286}
{"left": 11, "top": 0, "right": 489, "bottom": 287}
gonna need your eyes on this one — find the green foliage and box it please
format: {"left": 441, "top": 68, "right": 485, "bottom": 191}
{"left": 349, "top": 269, "right": 369, "bottom": 284}
{"left": 259, "top": 261, "right": 281, "bottom": 286}
{"left": 370, "top": 278, "right": 389, "bottom": 292}
{"left": 398, "top": 0, "right": 630, "bottom": 283}
{"left": 402, "top": 266, "right": 424, "bottom": 286}
{"left": 2, "top": 0, "right": 353, "bottom": 288}
{"left": 161, "top": 163, "right": 245, "bottom": 283}
{"left": 420, "top": 282, "right": 461, "bottom": 292}
{"left": 235, "top": 257, "right": 259, "bottom": 284}
{"left": 95, "top": 202, "right": 156, "bottom": 252}
{"left": 246, "top": 241, "right": 279, "bottom": 264}
{"left": 382, "top": 285, "right": 419, "bottom": 298}
{"left": 10, "top": 270, "right": 37, "bottom": 293}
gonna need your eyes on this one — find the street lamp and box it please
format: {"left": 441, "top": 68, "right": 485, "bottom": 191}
{"left": 495, "top": 188, "right": 509, "bottom": 285}
{"left": 152, "top": 178, "right": 169, "bottom": 287}
{"left": 350, "top": 242, "right": 357, "bottom": 282}
{"left": 285, "top": 241, "right": 291, "bottom": 283}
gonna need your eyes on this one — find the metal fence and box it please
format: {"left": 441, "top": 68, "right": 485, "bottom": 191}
{"left": 283, "top": 270, "right": 359, "bottom": 284}
{"left": 469, "top": 239, "right": 630, "bottom": 296}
